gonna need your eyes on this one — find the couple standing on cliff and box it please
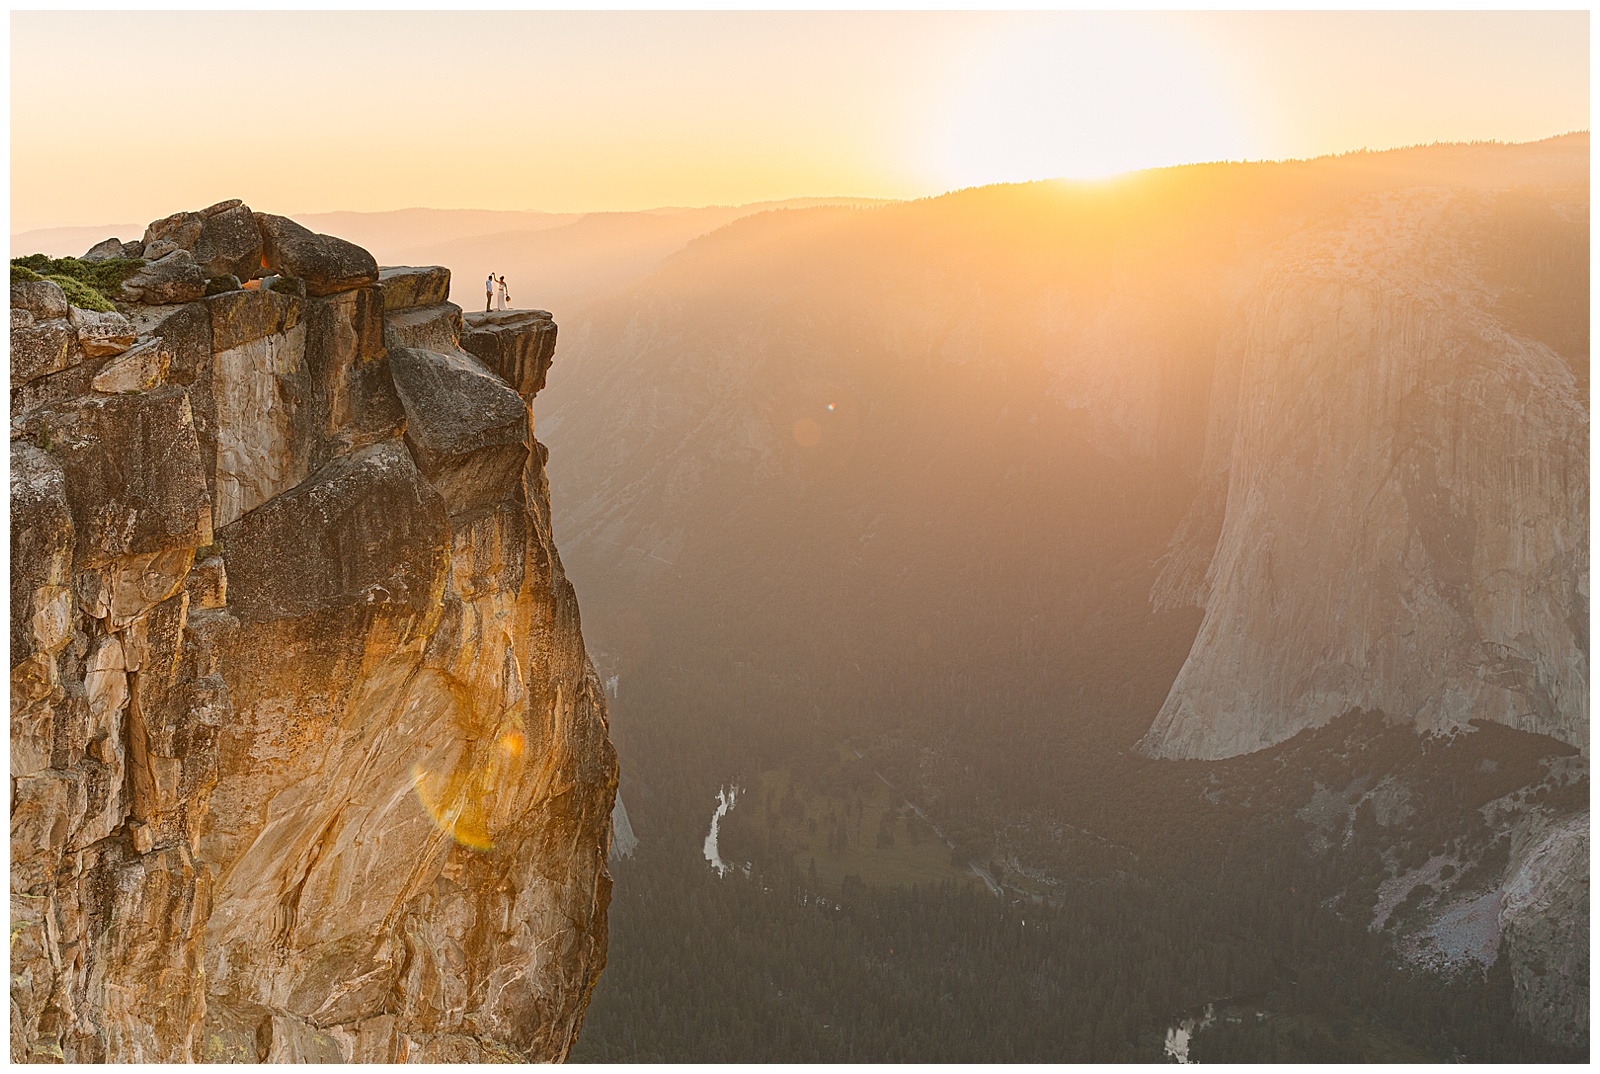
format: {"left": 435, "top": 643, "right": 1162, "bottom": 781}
{"left": 485, "top": 272, "right": 511, "bottom": 312}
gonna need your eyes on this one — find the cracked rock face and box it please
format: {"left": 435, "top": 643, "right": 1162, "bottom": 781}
{"left": 10, "top": 209, "right": 616, "bottom": 1063}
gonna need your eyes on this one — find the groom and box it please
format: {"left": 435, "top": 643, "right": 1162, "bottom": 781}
{"left": 485, "top": 272, "right": 495, "bottom": 313}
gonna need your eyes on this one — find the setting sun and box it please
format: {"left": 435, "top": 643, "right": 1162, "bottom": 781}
{"left": 923, "top": 15, "right": 1257, "bottom": 186}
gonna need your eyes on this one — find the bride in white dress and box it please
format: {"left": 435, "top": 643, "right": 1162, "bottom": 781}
{"left": 494, "top": 275, "right": 511, "bottom": 311}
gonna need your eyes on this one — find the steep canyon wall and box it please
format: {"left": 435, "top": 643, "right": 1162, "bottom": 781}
{"left": 1144, "top": 188, "right": 1588, "bottom": 760}
{"left": 10, "top": 203, "right": 615, "bottom": 1062}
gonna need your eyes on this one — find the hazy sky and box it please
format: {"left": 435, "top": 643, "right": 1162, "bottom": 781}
{"left": 10, "top": 10, "right": 1590, "bottom": 232}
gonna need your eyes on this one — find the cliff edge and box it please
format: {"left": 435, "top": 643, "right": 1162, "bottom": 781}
{"left": 10, "top": 202, "right": 616, "bottom": 1062}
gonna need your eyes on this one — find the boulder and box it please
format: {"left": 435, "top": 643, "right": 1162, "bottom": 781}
{"left": 122, "top": 251, "right": 207, "bottom": 305}
{"left": 74, "top": 546, "right": 194, "bottom": 630}
{"left": 68, "top": 307, "right": 137, "bottom": 358}
{"left": 377, "top": 265, "right": 451, "bottom": 311}
{"left": 12, "top": 318, "right": 79, "bottom": 385}
{"left": 253, "top": 213, "right": 378, "bottom": 297}
{"left": 389, "top": 345, "right": 530, "bottom": 515}
{"left": 201, "top": 199, "right": 244, "bottom": 217}
{"left": 128, "top": 303, "right": 212, "bottom": 387}
{"left": 83, "top": 237, "right": 125, "bottom": 261}
{"left": 92, "top": 339, "right": 168, "bottom": 394}
{"left": 217, "top": 440, "right": 449, "bottom": 622}
{"left": 142, "top": 239, "right": 184, "bottom": 262}
{"left": 119, "top": 240, "right": 146, "bottom": 259}
{"left": 143, "top": 210, "right": 202, "bottom": 252}
{"left": 191, "top": 204, "right": 263, "bottom": 281}
{"left": 204, "top": 275, "right": 241, "bottom": 296}
{"left": 13, "top": 279, "right": 70, "bottom": 321}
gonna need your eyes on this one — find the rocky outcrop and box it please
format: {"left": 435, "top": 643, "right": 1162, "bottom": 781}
{"left": 10, "top": 204, "right": 616, "bottom": 1062}
{"left": 192, "top": 202, "right": 266, "bottom": 283}
{"left": 462, "top": 309, "right": 558, "bottom": 399}
{"left": 1143, "top": 191, "right": 1588, "bottom": 760}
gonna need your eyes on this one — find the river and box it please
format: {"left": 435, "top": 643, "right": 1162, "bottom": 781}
{"left": 702, "top": 784, "right": 743, "bottom": 877}
{"left": 1163, "top": 1004, "right": 1214, "bottom": 1063}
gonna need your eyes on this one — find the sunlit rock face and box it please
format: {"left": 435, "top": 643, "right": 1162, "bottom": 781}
{"left": 1500, "top": 811, "right": 1589, "bottom": 1047}
{"left": 1144, "top": 189, "right": 1589, "bottom": 761}
{"left": 9, "top": 206, "right": 616, "bottom": 1063}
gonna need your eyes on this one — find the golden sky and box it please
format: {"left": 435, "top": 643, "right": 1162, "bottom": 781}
{"left": 10, "top": 10, "right": 1590, "bottom": 232}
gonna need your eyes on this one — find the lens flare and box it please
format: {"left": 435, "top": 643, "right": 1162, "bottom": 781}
{"left": 411, "top": 760, "right": 496, "bottom": 851}
{"left": 410, "top": 719, "right": 533, "bottom": 852}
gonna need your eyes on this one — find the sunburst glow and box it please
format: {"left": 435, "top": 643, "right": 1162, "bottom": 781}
{"left": 924, "top": 16, "right": 1258, "bottom": 187}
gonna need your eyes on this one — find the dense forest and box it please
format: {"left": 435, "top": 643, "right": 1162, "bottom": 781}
{"left": 570, "top": 641, "right": 1585, "bottom": 1063}
{"left": 581, "top": 851, "right": 1563, "bottom": 1062}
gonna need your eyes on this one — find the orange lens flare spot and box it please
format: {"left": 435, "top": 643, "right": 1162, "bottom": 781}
{"left": 499, "top": 732, "right": 525, "bottom": 757}
{"left": 410, "top": 760, "right": 495, "bottom": 852}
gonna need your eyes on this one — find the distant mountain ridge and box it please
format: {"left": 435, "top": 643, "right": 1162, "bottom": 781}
{"left": 13, "top": 197, "right": 892, "bottom": 316}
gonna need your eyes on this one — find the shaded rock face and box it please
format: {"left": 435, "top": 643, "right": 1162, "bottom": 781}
{"left": 11, "top": 207, "right": 616, "bottom": 1062}
{"left": 1143, "top": 191, "right": 1588, "bottom": 760}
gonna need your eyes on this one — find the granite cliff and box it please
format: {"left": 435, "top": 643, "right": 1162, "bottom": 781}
{"left": 1143, "top": 187, "right": 1588, "bottom": 761}
{"left": 1134, "top": 181, "right": 1588, "bottom": 1044}
{"left": 10, "top": 202, "right": 616, "bottom": 1062}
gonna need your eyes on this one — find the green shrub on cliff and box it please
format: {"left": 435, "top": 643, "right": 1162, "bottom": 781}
{"left": 10, "top": 254, "right": 143, "bottom": 311}
{"left": 45, "top": 273, "right": 118, "bottom": 312}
